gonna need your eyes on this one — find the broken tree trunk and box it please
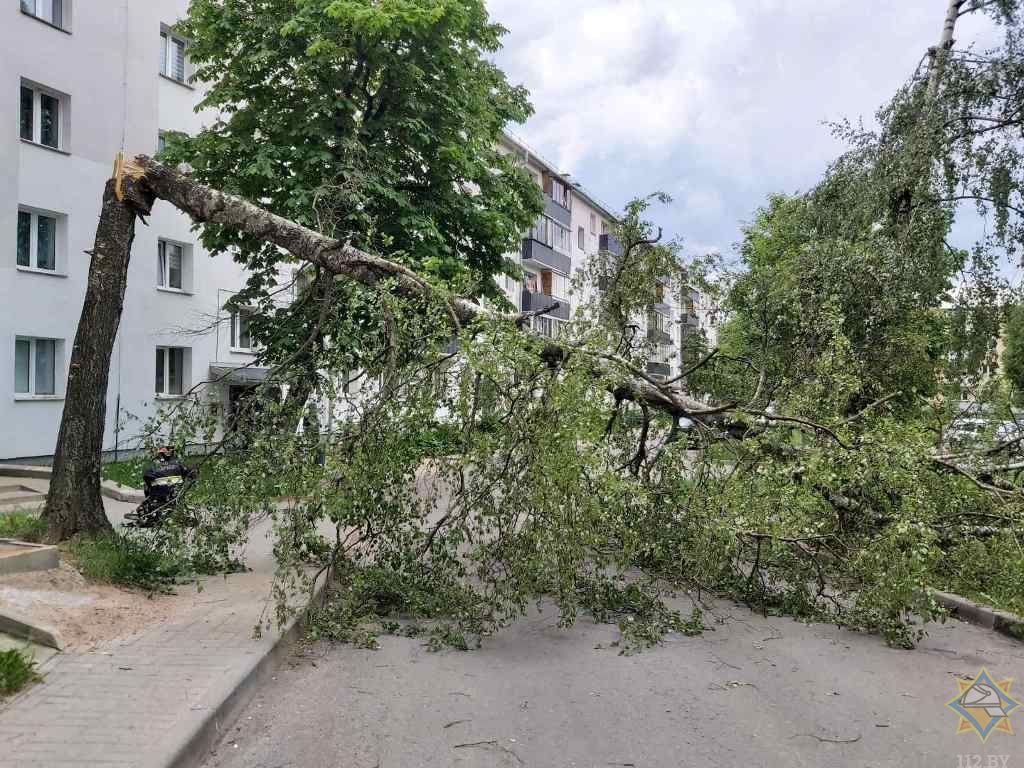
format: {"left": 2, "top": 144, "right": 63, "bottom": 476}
{"left": 123, "top": 156, "right": 721, "bottom": 419}
{"left": 42, "top": 165, "right": 156, "bottom": 541}
{"left": 42, "top": 155, "right": 722, "bottom": 540}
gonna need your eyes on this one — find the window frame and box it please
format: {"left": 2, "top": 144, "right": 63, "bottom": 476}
{"left": 156, "top": 238, "right": 189, "bottom": 292}
{"left": 159, "top": 28, "right": 190, "bottom": 84}
{"left": 14, "top": 336, "right": 61, "bottom": 399}
{"left": 19, "top": 81, "right": 68, "bottom": 151}
{"left": 20, "top": 0, "right": 68, "bottom": 31}
{"left": 577, "top": 226, "right": 585, "bottom": 251}
{"left": 16, "top": 208, "right": 61, "bottom": 273}
{"left": 229, "top": 307, "right": 257, "bottom": 352}
{"left": 154, "top": 346, "right": 187, "bottom": 398}
{"left": 548, "top": 177, "right": 570, "bottom": 210}
{"left": 528, "top": 215, "right": 571, "bottom": 256}
{"left": 589, "top": 213, "right": 598, "bottom": 236}
{"left": 523, "top": 270, "right": 540, "bottom": 294}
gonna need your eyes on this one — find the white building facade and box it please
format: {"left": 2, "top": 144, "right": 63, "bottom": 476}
{"left": 1, "top": 0, "right": 257, "bottom": 461}
{"left": 498, "top": 134, "right": 698, "bottom": 382}
{"left": 0, "top": 3, "right": 702, "bottom": 463}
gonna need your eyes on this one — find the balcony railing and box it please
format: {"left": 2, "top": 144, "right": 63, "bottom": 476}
{"left": 651, "top": 301, "right": 671, "bottom": 316}
{"left": 543, "top": 194, "right": 571, "bottom": 226}
{"left": 646, "top": 361, "right": 671, "bottom": 378}
{"left": 521, "top": 289, "right": 569, "bottom": 320}
{"left": 599, "top": 233, "right": 623, "bottom": 256}
{"left": 521, "top": 237, "right": 571, "bottom": 274}
{"left": 647, "top": 327, "right": 672, "bottom": 346}
{"left": 682, "top": 312, "right": 700, "bottom": 328}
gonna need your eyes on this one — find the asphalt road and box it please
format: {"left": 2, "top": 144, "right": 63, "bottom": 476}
{"left": 201, "top": 600, "right": 1024, "bottom": 768}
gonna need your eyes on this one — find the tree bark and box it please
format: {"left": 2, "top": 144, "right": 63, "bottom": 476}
{"left": 42, "top": 175, "right": 154, "bottom": 541}
{"left": 926, "top": 0, "right": 964, "bottom": 99}
{"left": 124, "top": 156, "right": 720, "bottom": 421}
{"left": 41, "top": 155, "right": 724, "bottom": 540}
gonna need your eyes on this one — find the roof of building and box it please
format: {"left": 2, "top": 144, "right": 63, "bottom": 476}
{"left": 500, "top": 130, "right": 618, "bottom": 222}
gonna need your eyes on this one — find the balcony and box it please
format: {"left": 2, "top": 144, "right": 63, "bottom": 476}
{"left": 647, "top": 327, "right": 672, "bottom": 346}
{"left": 521, "top": 289, "right": 569, "bottom": 320}
{"left": 646, "top": 361, "right": 671, "bottom": 379}
{"left": 682, "top": 312, "right": 700, "bottom": 328}
{"left": 543, "top": 194, "right": 571, "bottom": 227}
{"left": 651, "top": 301, "right": 671, "bottom": 317}
{"left": 521, "top": 237, "right": 571, "bottom": 274}
{"left": 599, "top": 233, "right": 623, "bottom": 256}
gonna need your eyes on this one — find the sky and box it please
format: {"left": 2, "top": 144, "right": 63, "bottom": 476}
{"left": 485, "top": 0, "right": 998, "bottom": 261}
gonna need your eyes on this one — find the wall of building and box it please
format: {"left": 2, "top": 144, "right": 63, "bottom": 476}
{"left": 1, "top": 0, "right": 253, "bottom": 461}
{"left": 0, "top": 7, "right": 703, "bottom": 461}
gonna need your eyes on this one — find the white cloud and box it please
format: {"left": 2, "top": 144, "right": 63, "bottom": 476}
{"left": 486, "top": 0, "right": 1000, "bottom": 255}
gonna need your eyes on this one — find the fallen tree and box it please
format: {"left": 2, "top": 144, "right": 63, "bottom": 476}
{"left": 41, "top": 154, "right": 726, "bottom": 541}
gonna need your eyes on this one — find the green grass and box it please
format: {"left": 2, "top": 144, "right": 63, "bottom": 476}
{"left": 0, "top": 648, "right": 41, "bottom": 696}
{"left": 101, "top": 457, "right": 147, "bottom": 488}
{"left": 65, "top": 533, "right": 187, "bottom": 592}
{"left": 0, "top": 511, "right": 47, "bottom": 543}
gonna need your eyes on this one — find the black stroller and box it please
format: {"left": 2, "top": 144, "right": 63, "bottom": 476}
{"left": 124, "top": 447, "right": 198, "bottom": 529}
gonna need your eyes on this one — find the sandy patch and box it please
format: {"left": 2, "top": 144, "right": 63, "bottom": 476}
{"left": 0, "top": 563, "right": 187, "bottom": 651}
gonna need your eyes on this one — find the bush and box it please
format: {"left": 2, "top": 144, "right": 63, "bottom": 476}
{"left": 0, "top": 648, "right": 40, "bottom": 696}
{"left": 100, "top": 457, "right": 147, "bottom": 489}
{"left": 0, "top": 511, "right": 47, "bottom": 543}
{"left": 65, "top": 533, "right": 187, "bottom": 592}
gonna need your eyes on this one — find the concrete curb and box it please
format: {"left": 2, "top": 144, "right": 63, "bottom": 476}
{"left": 0, "top": 607, "right": 63, "bottom": 650}
{"left": 931, "top": 589, "right": 1024, "bottom": 641}
{"left": 0, "top": 538, "right": 59, "bottom": 576}
{"left": 146, "top": 576, "right": 328, "bottom": 768}
{"left": 0, "top": 464, "right": 145, "bottom": 503}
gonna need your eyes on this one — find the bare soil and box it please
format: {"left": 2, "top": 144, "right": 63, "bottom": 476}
{"left": 0, "top": 563, "right": 187, "bottom": 650}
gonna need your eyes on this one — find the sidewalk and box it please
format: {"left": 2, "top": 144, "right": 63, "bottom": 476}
{"left": 0, "top": 494, "right": 309, "bottom": 768}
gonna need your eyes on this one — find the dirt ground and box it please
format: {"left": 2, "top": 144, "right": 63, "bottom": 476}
{"left": 0, "top": 562, "right": 188, "bottom": 651}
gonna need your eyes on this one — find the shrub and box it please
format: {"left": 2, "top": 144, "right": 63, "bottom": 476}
{"left": 65, "top": 533, "right": 187, "bottom": 592}
{"left": 0, "top": 648, "right": 40, "bottom": 696}
{"left": 100, "top": 457, "right": 147, "bottom": 489}
{"left": 0, "top": 511, "right": 47, "bottom": 543}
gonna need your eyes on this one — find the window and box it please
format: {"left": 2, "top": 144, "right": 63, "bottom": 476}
{"left": 524, "top": 271, "right": 539, "bottom": 293}
{"left": 230, "top": 309, "right": 254, "bottom": 351}
{"left": 19, "top": 82, "right": 65, "bottom": 149}
{"left": 578, "top": 226, "right": 585, "bottom": 250}
{"left": 528, "top": 216, "right": 571, "bottom": 255}
{"left": 548, "top": 271, "right": 569, "bottom": 299}
{"left": 532, "top": 316, "right": 564, "bottom": 338}
{"left": 549, "top": 177, "right": 570, "bottom": 209}
{"left": 17, "top": 209, "right": 57, "bottom": 271}
{"left": 157, "top": 132, "right": 167, "bottom": 154}
{"left": 160, "top": 30, "right": 188, "bottom": 83}
{"left": 552, "top": 222, "right": 571, "bottom": 255}
{"left": 601, "top": 220, "right": 609, "bottom": 235}
{"left": 589, "top": 213, "right": 597, "bottom": 235}
{"left": 14, "top": 337, "right": 58, "bottom": 396}
{"left": 20, "top": 0, "right": 64, "bottom": 29}
{"left": 155, "top": 347, "right": 186, "bottom": 396}
{"left": 157, "top": 239, "right": 185, "bottom": 290}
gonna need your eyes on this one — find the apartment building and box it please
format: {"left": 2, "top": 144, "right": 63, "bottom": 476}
{"left": 0, "top": 4, "right": 701, "bottom": 463}
{"left": 1, "top": 0, "right": 258, "bottom": 461}
{"left": 499, "top": 134, "right": 699, "bottom": 382}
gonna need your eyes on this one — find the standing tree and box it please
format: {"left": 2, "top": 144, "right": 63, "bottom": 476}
{"left": 42, "top": 0, "right": 541, "bottom": 540}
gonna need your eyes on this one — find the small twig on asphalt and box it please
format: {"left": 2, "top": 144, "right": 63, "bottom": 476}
{"left": 453, "top": 740, "right": 524, "bottom": 766}
{"left": 809, "top": 733, "right": 862, "bottom": 744}
{"left": 444, "top": 719, "right": 471, "bottom": 729}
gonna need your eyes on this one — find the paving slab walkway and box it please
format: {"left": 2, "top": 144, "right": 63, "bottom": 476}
{"left": 0, "top": 492, "right": 305, "bottom": 768}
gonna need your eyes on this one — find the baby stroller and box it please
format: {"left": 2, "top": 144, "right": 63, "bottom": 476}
{"left": 124, "top": 447, "right": 198, "bottom": 529}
